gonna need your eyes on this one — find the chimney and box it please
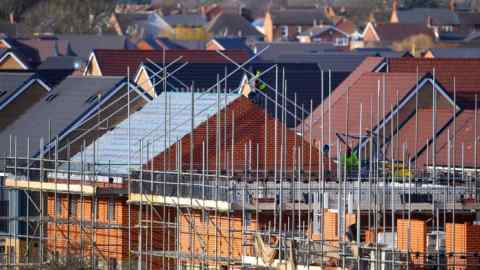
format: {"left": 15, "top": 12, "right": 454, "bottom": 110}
{"left": 428, "top": 16, "right": 433, "bottom": 27}
{"left": 390, "top": 0, "right": 399, "bottom": 23}
{"left": 9, "top": 12, "right": 15, "bottom": 24}
{"left": 449, "top": 0, "right": 456, "bottom": 11}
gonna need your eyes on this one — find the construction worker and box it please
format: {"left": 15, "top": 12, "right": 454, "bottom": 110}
{"left": 341, "top": 148, "right": 359, "bottom": 175}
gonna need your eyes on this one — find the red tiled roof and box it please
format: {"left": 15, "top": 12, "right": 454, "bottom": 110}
{"left": 91, "top": 49, "right": 251, "bottom": 76}
{"left": 391, "top": 109, "right": 454, "bottom": 164}
{"left": 307, "top": 72, "right": 420, "bottom": 157}
{"left": 334, "top": 17, "right": 357, "bottom": 35}
{"left": 415, "top": 109, "right": 480, "bottom": 167}
{"left": 387, "top": 58, "right": 480, "bottom": 101}
{"left": 303, "top": 57, "right": 384, "bottom": 131}
{"left": 373, "top": 23, "right": 434, "bottom": 42}
{"left": 147, "top": 96, "right": 334, "bottom": 174}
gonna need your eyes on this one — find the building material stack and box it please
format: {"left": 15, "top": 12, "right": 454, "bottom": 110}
{"left": 446, "top": 223, "right": 480, "bottom": 270}
{"left": 396, "top": 219, "right": 427, "bottom": 268}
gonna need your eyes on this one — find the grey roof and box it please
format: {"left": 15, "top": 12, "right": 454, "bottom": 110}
{"left": 395, "top": 8, "right": 460, "bottom": 25}
{"left": 113, "top": 12, "right": 165, "bottom": 37}
{"left": 0, "top": 22, "right": 29, "bottom": 38}
{"left": 207, "top": 13, "right": 263, "bottom": 38}
{"left": 171, "top": 39, "right": 207, "bottom": 49}
{"left": 263, "top": 53, "right": 369, "bottom": 72}
{"left": 210, "top": 37, "right": 252, "bottom": 51}
{"left": 300, "top": 25, "right": 348, "bottom": 37}
{"left": 115, "top": 13, "right": 150, "bottom": 30}
{"left": 163, "top": 14, "right": 207, "bottom": 27}
{"left": 0, "top": 72, "right": 35, "bottom": 106}
{"left": 353, "top": 48, "right": 408, "bottom": 58}
{"left": 0, "top": 76, "right": 127, "bottom": 157}
{"left": 56, "top": 34, "right": 127, "bottom": 60}
{"left": 67, "top": 92, "right": 241, "bottom": 174}
{"left": 427, "top": 47, "right": 480, "bottom": 58}
{"left": 37, "top": 56, "right": 84, "bottom": 70}
{"left": 252, "top": 42, "right": 335, "bottom": 61}
{"left": 269, "top": 9, "right": 329, "bottom": 25}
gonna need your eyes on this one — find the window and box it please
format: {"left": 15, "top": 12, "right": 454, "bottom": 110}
{"left": 297, "top": 26, "right": 302, "bottom": 33}
{"left": 442, "top": 25, "right": 453, "bottom": 32}
{"left": 107, "top": 198, "right": 115, "bottom": 221}
{"left": 335, "top": 37, "right": 348, "bottom": 46}
{"left": 280, "top": 26, "right": 288, "bottom": 38}
{"left": 55, "top": 195, "right": 62, "bottom": 216}
{"left": 69, "top": 197, "right": 77, "bottom": 217}
{"left": 45, "top": 94, "right": 58, "bottom": 102}
{"left": 85, "top": 93, "right": 100, "bottom": 104}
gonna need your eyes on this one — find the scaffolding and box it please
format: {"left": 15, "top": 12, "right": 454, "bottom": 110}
{"left": 1, "top": 49, "right": 480, "bottom": 270}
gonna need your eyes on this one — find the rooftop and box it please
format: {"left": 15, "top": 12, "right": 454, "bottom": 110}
{"left": 89, "top": 49, "right": 250, "bottom": 76}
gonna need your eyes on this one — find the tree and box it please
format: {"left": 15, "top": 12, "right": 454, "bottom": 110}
{"left": 0, "top": 0, "right": 37, "bottom": 21}
{"left": 392, "top": 34, "right": 435, "bottom": 56}
{"left": 21, "top": 0, "right": 117, "bottom": 34}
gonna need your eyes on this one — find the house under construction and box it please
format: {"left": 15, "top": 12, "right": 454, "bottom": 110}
{"left": 1, "top": 51, "right": 480, "bottom": 270}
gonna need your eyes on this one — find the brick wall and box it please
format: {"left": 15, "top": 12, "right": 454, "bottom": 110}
{"left": 179, "top": 209, "right": 256, "bottom": 267}
{"left": 446, "top": 223, "right": 480, "bottom": 270}
{"left": 46, "top": 194, "right": 176, "bottom": 269}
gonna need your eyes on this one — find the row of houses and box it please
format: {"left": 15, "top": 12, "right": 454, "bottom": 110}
{"left": 2, "top": 0, "right": 479, "bottom": 48}
{"left": 1, "top": 41, "right": 480, "bottom": 268}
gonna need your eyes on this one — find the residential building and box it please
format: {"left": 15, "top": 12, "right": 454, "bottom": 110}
{"left": 251, "top": 42, "right": 335, "bottom": 61}
{"left": 0, "top": 36, "right": 75, "bottom": 69}
{"left": 0, "top": 76, "right": 150, "bottom": 161}
{"left": 83, "top": 49, "right": 249, "bottom": 78}
{"left": 0, "top": 49, "right": 30, "bottom": 70}
{"left": 110, "top": 12, "right": 209, "bottom": 40}
{"left": 206, "top": 37, "right": 251, "bottom": 52}
{"left": 137, "top": 61, "right": 345, "bottom": 127}
{"left": 108, "top": 12, "right": 169, "bottom": 38}
{"left": 423, "top": 47, "right": 480, "bottom": 58}
{"left": 363, "top": 22, "right": 435, "bottom": 47}
{"left": 0, "top": 72, "right": 54, "bottom": 130}
{"left": 0, "top": 21, "right": 29, "bottom": 38}
{"left": 206, "top": 12, "right": 263, "bottom": 41}
{"left": 263, "top": 9, "right": 331, "bottom": 42}
{"left": 55, "top": 35, "right": 130, "bottom": 61}
{"left": 390, "top": 0, "right": 460, "bottom": 33}
{"left": 297, "top": 25, "right": 350, "bottom": 48}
